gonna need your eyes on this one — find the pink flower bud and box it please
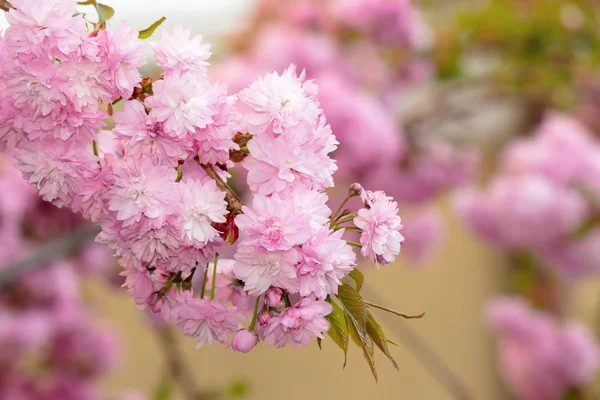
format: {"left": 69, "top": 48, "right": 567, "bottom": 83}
{"left": 349, "top": 183, "right": 363, "bottom": 197}
{"left": 231, "top": 329, "right": 258, "bottom": 353}
{"left": 265, "top": 287, "right": 283, "bottom": 307}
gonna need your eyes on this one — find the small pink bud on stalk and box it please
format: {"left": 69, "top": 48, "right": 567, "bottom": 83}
{"left": 231, "top": 329, "right": 259, "bottom": 353}
{"left": 349, "top": 183, "right": 363, "bottom": 198}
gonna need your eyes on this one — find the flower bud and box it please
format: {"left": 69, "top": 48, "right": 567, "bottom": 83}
{"left": 231, "top": 329, "right": 258, "bottom": 353}
{"left": 349, "top": 183, "right": 363, "bottom": 197}
{"left": 265, "top": 287, "right": 283, "bottom": 307}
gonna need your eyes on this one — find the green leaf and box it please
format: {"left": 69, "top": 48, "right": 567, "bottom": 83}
{"left": 139, "top": 16, "right": 166, "bottom": 39}
{"left": 346, "top": 309, "right": 377, "bottom": 381}
{"left": 348, "top": 269, "right": 364, "bottom": 292}
{"left": 95, "top": 3, "right": 114, "bottom": 22}
{"left": 366, "top": 309, "right": 399, "bottom": 371}
{"left": 325, "top": 299, "right": 349, "bottom": 366}
{"left": 153, "top": 381, "right": 172, "bottom": 400}
{"left": 337, "top": 283, "right": 366, "bottom": 329}
{"left": 77, "top": 1, "right": 114, "bottom": 22}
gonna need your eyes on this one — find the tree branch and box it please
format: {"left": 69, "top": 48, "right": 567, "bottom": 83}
{"left": 200, "top": 163, "right": 243, "bottom": 215}
{"left": 154, "top": 325, "right": 206, "bottom": 400}
{"left": 362, "top": 284, "right": 476, "bottom": 400}
{"left": 0, "top": 0, "right": 13, "bottom": 11}
{"left": 0, "top": 224, "right": 100, "bottom": 289}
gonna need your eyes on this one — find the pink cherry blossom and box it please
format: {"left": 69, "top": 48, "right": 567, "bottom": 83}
{"left": 152, "top": 26, "right": 212, "bottom": 77}
{"left": 297, "top": 228, "right": 356, "bottom": 299}
{"left": 234, "top": 246, "right": 300, "bottom": 296}
{"left": 146, "top": 74, "right": 217, "bottom": 138}
{"left": 179, "top": 179, "right": 227, "bottom": 244}
{"left": 236, "top": 193, "right": 312, "bottom": 251}
{"left": 5, "top": 0, "right": 88, "bottom": 60}
{"left": 106, "top": 156, "right": 178, "bottom": 228}
{"left": 243, "top": 121, "right": 338, "bottom": 195}
{"left": 112, "top": 100, "right": 193, "bottom": 165}
{"left": 98, "top": 21, "right": 146, "bottom": 99}
{"left": 120, "top": 262, "right": 155, "bottom": 307}
{"left": 238, "top": 64, "right": 321, "bottom": 136}
{"left": 16, "top": 141, "right": 98, "bottom": 208}
{"left": 260, "top": 298, "right": 332, "bottom": 349}
{"left": 354, "top": 190, "right": 404, "bottom": 265}
{"left": 173, "top": 297, "right": 242, "bottom": 347}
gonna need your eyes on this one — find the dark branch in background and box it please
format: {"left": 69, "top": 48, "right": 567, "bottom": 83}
{"left": 0, "top": 0, "right": 13, "bottom": 11}
{"left": 362, "top": 284, "right": 476, "bottom": 400}
{"left": 0, "top": 224, "right": 100, "bottom": 289}
{"left": 154, "top": 325, "right": 207, "bottom": 400}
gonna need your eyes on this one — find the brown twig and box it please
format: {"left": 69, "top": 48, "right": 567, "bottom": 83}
{"left": 362, "top": 284, "right": 476, "bottom": 400}
{"left": 0, "top": 224, "right": 100, "bottom": 289}
{"left": 200, "top": 163, "right": 243, "bottom": 215}
{"left": 154, "top": 325, "right": 206, "bottom": 400}
{"left": 0, "top": 0, "right": 13, "bottom": 11}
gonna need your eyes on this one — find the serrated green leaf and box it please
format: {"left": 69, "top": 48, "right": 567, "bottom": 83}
{"left": 348, "top": 269, "right": 364, "bottom": 292}
{"left": 346, "top": 309, "right": 377, "bottom": 381}
{"left": 325, "top": 299, "right": 348, "bottom": 366}
{"left": 366, "top": 309, "right": 399, "bottom": 371}
{"left": 338, "top": 283, "right": 366, "bottom": 329}
{"left": 139, "top": 16, "right": 166, "bottom": 39}
{"left": 95, "top": 3, "right": 114, "bottom": 22}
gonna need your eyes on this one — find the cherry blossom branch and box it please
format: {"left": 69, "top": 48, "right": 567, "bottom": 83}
{"left": 362, "top": 285, "right": 475, "bottom": 400}
{"left": 0, "top": 0, "right": 13, "bottom": 11}
{"left": 200, "top": 163, "right": 243, "bottom": 215}
{"left": 0, "top": 224, "right": 100, "bottom": 289}
{"left": 154, "top": 325, "right": 206, "bottom": 400}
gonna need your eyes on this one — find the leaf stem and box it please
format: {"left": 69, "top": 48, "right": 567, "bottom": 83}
{"left": 331, "top": 196, "right": 351, "bottom": 223}
{"left": 334, "top": 226, "right": 362, "bottom": 232}
{"left": 199, "top": 263, "right": 209, "bottom": 299}
{"left": 365, "top": 301, "right": 425, "bottom": 319}
{"left": 210, "top": 253, "right": 219, "bottom": 300}
{"left": 248, "top": 296, "right": 261, "bottom": 331}
{"left": 335, "top": 213, "right": 358, "bottom": 225}
{"left": 283, "top": 291, "right": 291, "bottom": 308}
{"left": 346, "top": 241, "right": 362, "bottom": 248}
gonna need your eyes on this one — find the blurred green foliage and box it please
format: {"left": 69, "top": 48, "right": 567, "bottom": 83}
{"left": 436, "top": 0, "right": 600, "bottom": 109}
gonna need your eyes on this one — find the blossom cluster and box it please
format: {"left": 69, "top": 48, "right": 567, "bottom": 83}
{"left": 0, "top": 154, "right": 135, "bottom": 400}
{"left": 214, "top": 0, "right": 477, "bottom": 265}
{"left": 0, "top": 0, "right": 406, "bottom": 353}
{"left": 457, "top": 113, "right": 600, "bottom": 279}
{"left": 486, "top": 297, "right": 600, "bottom": 400}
